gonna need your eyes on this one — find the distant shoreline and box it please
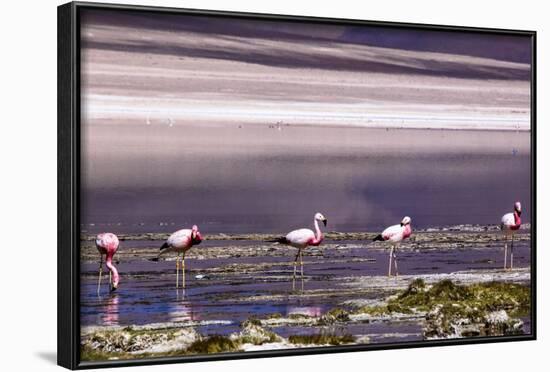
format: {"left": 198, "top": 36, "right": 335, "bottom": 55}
{"left": 80, "top": 224, "right": 531, "bottom": 242}
{"left": 87, "top": 119, "right": 532, "bottom": 133}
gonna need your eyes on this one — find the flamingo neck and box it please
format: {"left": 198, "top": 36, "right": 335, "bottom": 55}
{"left": 403, "top": 224, "right": 412, "bottom": 239}
{"left": 514, "top": 211, "right": 521, "bottom": 227}
{"left": 311, "top": 219, "right": 324, "bottom": 245}
{"left": 105, "top": 253, "right": 119, "bottom": 286}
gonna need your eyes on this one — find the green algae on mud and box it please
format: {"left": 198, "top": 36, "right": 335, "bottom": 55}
{"left": 288, "top": 333, "right": 356, "bottom": 346}
{"left": 80, "top": 319, "right": 346, "bottom": 361}
{"left": 80, "top": 326, "right": 200, "bottom": 361}
{"left": 354, "top": 279, "right": 530, "bottom": 339}
{"left": 186, "top": 335, "right": 242, "bottom": 354}
{"left": 80, "top": 329, "right": 241, "bottom": 362}
{"left": 317, "top": 307, "right": 351, "bottom": 325}
{"left": 233, "top": 319, "right": 283, "bottom": 345}
{"left": 356, "top": 279, "right": 530, "bottom": 316}
{"left": 256, "top": 278, "right": 530, "bottom": 337}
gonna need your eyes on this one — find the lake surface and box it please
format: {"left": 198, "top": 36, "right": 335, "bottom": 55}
{"left": 80, "top": 125, "right": 531, "bottom": 235}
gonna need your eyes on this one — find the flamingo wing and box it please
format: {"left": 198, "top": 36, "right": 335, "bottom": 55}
{"left": 285, "top": 228, "right": 315, "bottom": 247}
{"left": 501, "top": 212, "right": 519, "bottom": 230}
{"left": 96, "top": 233, "right": 119, "bottom": 251}
{"left": 382, "top": 224, "right": 403, "bottom": 242}
{"left": 167, "top": 229, "right": 192, "bottom": 248}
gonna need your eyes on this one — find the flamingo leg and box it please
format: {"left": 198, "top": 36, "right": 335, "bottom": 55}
{"left": 510, "top": 234, "right": 514, "bottom": 270}
{"left": 109, "top": 270, "right": 112, "bottom": 286}
{"left": 182, "top": 254, "right": 186, "bottom": 288}
{"left": 292, "top": 251, "right": 300, "bottom": 291}
{"left": 97, "top": 255, "right": 104, "bottom": 295}
{"left": 393, "top": 248, "right": 399, "bottom": 276}
{"left": 388, "top": 246, "right": 394, "bottom": 277}
{"left": 176, "top": 253, "right": 180, "bottom": 288}
{"left": 300, "top": 250, "right": 304, "bottom": 292}
{"left": 504, "top": 236, "right": 508, "bottom": 270}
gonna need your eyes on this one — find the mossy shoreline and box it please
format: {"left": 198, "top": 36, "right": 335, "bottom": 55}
{"left": 81, "top": 318, "right": 356, "bottom": 361}
{"left": 81, "top": 278, "right": 529, "bottom": 361}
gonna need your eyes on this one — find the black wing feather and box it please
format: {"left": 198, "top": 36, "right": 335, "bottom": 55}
{"left": 373, "top": 234, "right": 384, "bottom": 242}
{"left": 266, "top": 236, "right": 289, "bottom": 244}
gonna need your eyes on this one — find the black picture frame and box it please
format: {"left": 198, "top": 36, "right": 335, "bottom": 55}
{"left": 58, "top": 1, "right": 537, "bottom": 369}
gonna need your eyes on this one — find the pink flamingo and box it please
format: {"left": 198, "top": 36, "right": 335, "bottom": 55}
{"left": 373, "top": 216, "right": 412, "bottom": 276}
{"left": 153, "top": 225, "right": 203, "bottom": 288}
{"left": 500, "top": 201, "right": 522, "bottom": 270}
{"left": 95, "top": 233, "right": 120, "bottom": 294}
{"left": 270, "top": 212, "right": 327, "bottom": 291}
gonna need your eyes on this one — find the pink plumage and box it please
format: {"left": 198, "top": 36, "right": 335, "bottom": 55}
{"left": 272, "top": 212, "right": 327, "bottom": 291}
{"left": 95, "top": 232, "right": 120, "bottom": 291}
{"left": 155, "top": 225, "right": 203, "bottom": 288}
{"left": 373, "top": 216, "right": 412, "bottom": 276}
{"left": 160, "top": 225, "right": 203, "bottom": 254}
{"left": 500, "top": 201, "right": 522, "bottom": 269}
{"left": 501, "top": 201, "right": 522, "bottom": 232}
{"left": 381, "top": 223, "right": 412, "bottom": 242}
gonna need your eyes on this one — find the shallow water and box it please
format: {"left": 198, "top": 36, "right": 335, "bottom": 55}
{"left": 80, "top": 236, "right": 531, "bottom": 342}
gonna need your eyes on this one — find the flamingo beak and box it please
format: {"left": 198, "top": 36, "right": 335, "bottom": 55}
{"left": 110, "top": 283, "right": 118, "bottom": 292}
{"left": 323, "top": 219, "right": 327, "bottom": 227}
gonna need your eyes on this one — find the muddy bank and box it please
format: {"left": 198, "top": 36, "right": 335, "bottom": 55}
{"left": 80, "top": 228, "right": 531, "bottom": 261}
{"left": 80, "top": 224, "right": 531, "bottom": 242}
{"left": 236, "top": 268, "right": 530, "bottom": 304}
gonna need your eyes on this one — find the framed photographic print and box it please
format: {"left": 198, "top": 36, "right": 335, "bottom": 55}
{"left": 57, "top": 1, "right": 536, "bottom": 369}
